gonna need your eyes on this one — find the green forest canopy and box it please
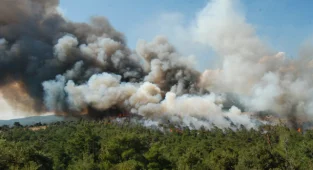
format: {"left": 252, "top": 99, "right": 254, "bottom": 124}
{"left": 1, "top": 120, "right": 313, "bottom": 170}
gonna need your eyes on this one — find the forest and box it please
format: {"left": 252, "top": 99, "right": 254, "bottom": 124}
{"left": 0, "top": 119, "right": 313, "bottom": 170}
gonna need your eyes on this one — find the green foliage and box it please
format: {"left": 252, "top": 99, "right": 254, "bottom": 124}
{"left": 67, "top": 154, "right": 98, "bottom": 170}
{"left": 0, "top": 120, "right": 313, "bottom": 169}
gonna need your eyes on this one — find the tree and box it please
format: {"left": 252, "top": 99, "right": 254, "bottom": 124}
{"left": 13, "top": 122, "right": 23, "bottom": 128}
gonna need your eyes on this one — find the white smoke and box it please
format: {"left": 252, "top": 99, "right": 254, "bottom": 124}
{"left": 42, "top": 75, "right": 66, "bottom": 111}
{"left": 79, "top": 35, "right": 123, "bottom": 67}
{"left": 38, "top": 0, "right": 313, "bottom": 130}
{"left": 54, "top": 34, "right": 78, "bottom": 62}
{"left": 195, "top": 0, "right": 313, "bottom": 124}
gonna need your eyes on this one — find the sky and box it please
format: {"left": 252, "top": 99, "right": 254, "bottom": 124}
{"left": 59, "top": 0, "right": 313, "bottom": 66}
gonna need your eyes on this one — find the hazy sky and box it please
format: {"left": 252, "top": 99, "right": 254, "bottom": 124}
{"left": 59, "top": 0, "right": 313, "bottom": 62}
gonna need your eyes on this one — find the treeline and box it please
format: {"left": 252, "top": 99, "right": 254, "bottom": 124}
{"left": 0, "top": 120, "right": 313, "bottom": 170}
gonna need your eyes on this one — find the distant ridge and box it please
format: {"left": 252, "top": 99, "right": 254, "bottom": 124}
{"left": 0, "top": 115, "right": 70, "bottom": 126}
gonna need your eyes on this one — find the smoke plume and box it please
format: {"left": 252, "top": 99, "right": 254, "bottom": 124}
{"left": 1, "top": 0, "right": 312, "bottom": 130}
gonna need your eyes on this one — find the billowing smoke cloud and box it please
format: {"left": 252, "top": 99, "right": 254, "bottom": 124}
{"left": 0, "top": 0, "right": 145, "bottom": 113}
{"left": 196, "top": 0, "right": 313, "bottom": 128}
{"left": 0, "top": 0, "right": 209, "bottom": 127}
{"left": 1, "top": 0, "right": 312, "bottom": 130}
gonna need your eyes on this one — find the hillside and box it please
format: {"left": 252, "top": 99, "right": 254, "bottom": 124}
{"left": 0, "top": 115, "right": 68, "bottom": 126}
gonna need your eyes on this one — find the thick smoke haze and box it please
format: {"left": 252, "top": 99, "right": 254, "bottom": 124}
{"left": 0, "top": 0, "right": 312, "bottom": 130}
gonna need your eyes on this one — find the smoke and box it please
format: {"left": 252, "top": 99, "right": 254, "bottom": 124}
{"left": 196, "top": 0, "right": 313, "bottom": 128}
{"left": 0, "top": 0, "right": 143, "bottom": 113}
{"left": 1, "top": 0, "right": 312, "bottom": 130}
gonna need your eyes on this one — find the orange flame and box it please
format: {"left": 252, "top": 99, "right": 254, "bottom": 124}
{"left": 169, "top": 128, "right": 183, "bottom": 133}
{"left": 297, "top": 128, "right": 301, "bottom": 133}
{"left": 118, "top": 112, "right": 130, "bottom": 118}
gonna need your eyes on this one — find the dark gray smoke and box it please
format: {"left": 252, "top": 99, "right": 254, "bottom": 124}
{"left": 0, "top": 0, "right": 205, "bottom": 119}
{"left": 6, "top": 0, "right": 306, "bottom": 130}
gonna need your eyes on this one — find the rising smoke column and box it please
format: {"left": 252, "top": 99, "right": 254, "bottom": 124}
{"left": 195, "top": 0, "right": 313, "bottom": 128}
{"left": 0, "top": 0, "right": 143, "bottom": 113}
{"left": 0, "top": 0, "right": 219, "bottom": 128}
{"left": 2, "top": 0, "right": 311, "bottom": 129}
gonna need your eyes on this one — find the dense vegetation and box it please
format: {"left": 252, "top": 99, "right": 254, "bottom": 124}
{"left": 0, "top": 119, "right": 313, "bottom": 170}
